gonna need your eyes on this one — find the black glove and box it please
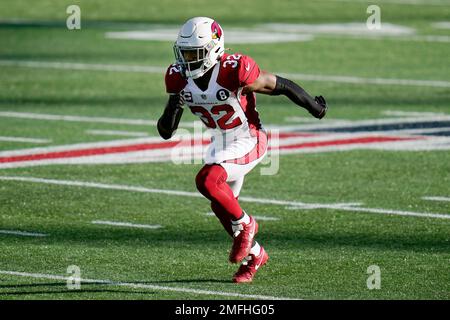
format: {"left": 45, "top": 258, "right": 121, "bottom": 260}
{"left": 157, "top": 94, "right": 184, "bottom": 140}
{"left": 313, "top": 95, "right": 327, "bottom": 119}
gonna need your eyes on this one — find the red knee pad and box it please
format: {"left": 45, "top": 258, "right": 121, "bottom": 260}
{"left": 195, "top": 164, "right": 227, "bottom": 199}
{"left": 196, "top": 164, "right": 243, "bottom": 220}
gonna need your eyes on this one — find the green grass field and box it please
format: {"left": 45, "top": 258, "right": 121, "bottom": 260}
{"left": 0, "top": 0, "right": 449, "bottom": 300}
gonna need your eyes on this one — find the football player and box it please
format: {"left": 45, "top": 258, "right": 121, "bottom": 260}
{"left": 158, "top": 17, "right": 327, "bottom": 283}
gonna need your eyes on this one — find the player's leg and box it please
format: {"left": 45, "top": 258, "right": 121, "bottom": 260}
{"left": 227, "top": 177, "right": 268, "bottom": 282}
{"left": 220, "top": 158, "right": 266, "bottom": 264}
{"left": 210, "top": 177, "right": 244, "bottom": 237}
{"left": 195, "top": 164, "right": 244, "bottom": 221}
{"left": 196, "top": 164, "right": 259, "bottom": 265}
{"left": 220, "top": 153, "right": 269, "bottom": 282}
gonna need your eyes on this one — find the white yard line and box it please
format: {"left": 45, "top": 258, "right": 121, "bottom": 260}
{"left": 0, "top": 60, "right": 165, "bottom": 73}
{"left": 1, "top": 59, "right": 449, "bottom": 88}
{"left": 405, "top": 35, "right": 450, "bottom": 43}
{"left": 432, "top": 22, "right": 450, "bottom": 29}
{"left": 422, "top": 196, "right": 450, "bottom": 202}
{"left": 278, "top": 72, "right": 450, "bottom": 88}
{"left": 0, "top": 230, "right": 47, "bottom": 237}
{"left": 378, "top": 127, "right": 450, "bottom": 136}
{"left": 0, "top": 136, "right": 51, "bottom": 144}
{"left": 284, "top": 116, "right": 350, "bottom": 125}
{"left": 261, "top": 22, "right": 414, "bottom": 36}
{"left": 0, "top": 270, "right": 294, "bottom": 300}
{"left": 268, "top": 115, "right": 450, "bottom": 132}
{"left": 107, "top": 23, "right": 449, "bottom": 44}
{"left": 91, "top": 220, "right": 162, "bottom": 229}
{"left": 106, "top": 30, "right": 313, "bottom": 44}
{"left": 0, "top": 136, "right": 186, "bottom": 157}
{"left": 0, "top": 111, "right": 195, "bottom": 128}
{"left": 382, "top": 110, "right": 449, "bottom": 118}
{"left": 0, "top": 176, "right": 448, "bottom": 220}
{"left": 86, "top": 129, "right": 150, "bottom": 137}
{"left": 329, "top": 0, "right": 450, "bottom": 6}
{"left": 206, "top": 212, "right": 280, "bottom": 221}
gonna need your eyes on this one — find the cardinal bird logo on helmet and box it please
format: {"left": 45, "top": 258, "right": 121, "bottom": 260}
{"left": 211, "top": 21, "right": 222, "bottom": 40}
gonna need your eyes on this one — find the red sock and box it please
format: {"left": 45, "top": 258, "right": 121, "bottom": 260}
{"left": 196, "top": 164, "right": 243, "bottom": 220}
{"left": 211, "top": 201, "right": 233, "bottom": 237}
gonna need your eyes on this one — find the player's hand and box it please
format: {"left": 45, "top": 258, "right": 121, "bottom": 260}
{"left": 313, "top": 95, "right": 327, "bottom": 119}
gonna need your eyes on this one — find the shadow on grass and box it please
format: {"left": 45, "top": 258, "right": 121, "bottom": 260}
{"left": 0, "top": 96, "right": 164, "bottom": 109}
{"left": 0, "top": 282, "right": 156, "bottom": 296}
{"left": 1, "top": 222, "right": 449, "bottom": 254}
{"left": 142, "top": 278, "right": 231, "bottom": 284}
{"left": 0, "top": 278, "right": 233, "bottom": 297}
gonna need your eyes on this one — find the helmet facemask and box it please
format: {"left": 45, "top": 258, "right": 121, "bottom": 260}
{"left": 173, "top": 40, "right": 216, "bottom": 79}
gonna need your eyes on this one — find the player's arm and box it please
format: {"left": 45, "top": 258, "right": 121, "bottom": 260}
{"left": 157, "top": 93, "right": 184, "bottom": 140}
{"left": 243, "top": 71, "right": 328, "bottom": 119}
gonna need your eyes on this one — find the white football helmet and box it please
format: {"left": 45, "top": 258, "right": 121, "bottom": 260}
{"left": 174, "top": 17, "right": 225, "bottom": 79}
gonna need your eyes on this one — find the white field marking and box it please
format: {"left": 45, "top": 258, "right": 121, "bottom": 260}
{"left": 267, "top": 115, "right": 450, "bottom": 132}
{"left": 274, "top": 132, "right": 415, "bottom": 147}
{"left": 286, "top": 203, "right": 450, "bottom": 219}
{"left": 284, "top": 117, "right": 320, "bottom": 123}
{"left": 0, "top": 230, "right": 47, "bottom": 237}
{"left": 283, "top": 116, "right": 349, "bottom": 124}
{"left": 432, "top": 22, "right": 450, "bottom": 29}
{"left": 0, "top": 142, "right": 209, "bottom": 169}
{"left": 312, "top": 32, "right": 450, "bottom": 43}
{"left": 261, "top": 22, "right": 414, "bottom": 36}
{"left": 0, "top": 130, "right": 209, "bottom": 158}
{"left": 0, "top": 132, "right": 210, "bottom": 169}
{"left": 91, "top": 220, "right": 162, "bottom": 229}
{"left": 261, "top": 22, "right": 450, "bottom": 43}
{"left": 363, "top": 138, "right": 450, "bottom": 151}
{"left": 405, "top": 35, "right": 450, "bottom": 43}
{"left": 1, "top": 59, "right": 449, "bottom": 89}
{"left": 139, "top": 141, "right": 444, "bottom": 161}
{"left": 0, "top": 134, "right": 446, "bottom": 169}
{"left": 0, "top": 136, "right": 171, "bottom": 157}
{"left": 1, "top": 176, "right": 448, "bottom": 220}
{"left": 276, "top": 130, "right": 447, "bottom": 139}
{"left": 205, "top": 212, "right": 280, "bottom": 221}
{"left": 422, "top": 196, "right": 450, "bottom": 202}
{"left": 275, "top": 138, "right": 450, "bottom": 153}
{"left": 106, "top": 29, "right": 313, "bottom": 44}
{"left": 376, "top": 127, "right": 450, "bottom": 136}
{"left": 328, "top": 0, "right": 450, "bottom": 6}
{"left": 0, "top": 59, "right": 165, "bottom": 73}
{"left": 0, "top": 111, "right": 195, "bottom": 128}
{"left": 278, "top": 72, "right": 450, "bottom": 88}
{"left": 286, "top": 202, "right": 363, "bottom": 210}
{"left": 382, "top": 110, "right": 449, "bottom": 118}
{"left": 86, "top": 129, "right": 149, "bottom": 137}
{"left": 0, "top": 136, "right": 51, "bottom": 144}
{"left": 0, "top": 270, "right": 295, "bottom": 300}
{"left": 13, "top": 136, "right": 437, "bottom": 168}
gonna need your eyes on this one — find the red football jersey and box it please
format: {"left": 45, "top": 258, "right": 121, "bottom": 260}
{"left": 164, "top": 53, "right": 266, "bottom": 164}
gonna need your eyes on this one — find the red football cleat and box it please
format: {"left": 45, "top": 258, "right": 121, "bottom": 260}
{"left": 233, "top": 246, "right": 269, "bottom": 283}
{"left": 229, "top": 215, "right": 258, "bottom": 263}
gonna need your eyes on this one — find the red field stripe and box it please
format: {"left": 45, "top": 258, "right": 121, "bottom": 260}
{"left": 0, "top": 139, "right": 210, "bottom": 163}
{"left": 278, "top": 136, "right": 421, "bottom": 150}
{"left": 269, "top": 132, "right": 319, "bottom": 139}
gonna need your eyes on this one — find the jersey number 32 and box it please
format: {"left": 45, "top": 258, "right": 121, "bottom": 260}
{"left": 189, "top": 105, "right": 242, "bottom": 130}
